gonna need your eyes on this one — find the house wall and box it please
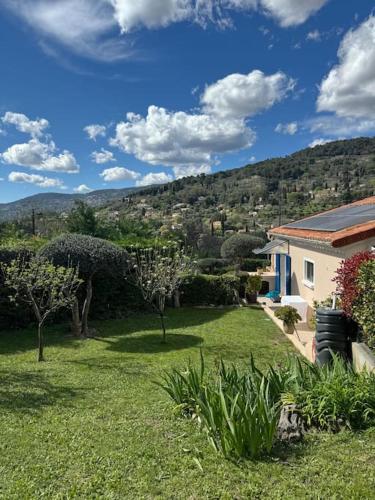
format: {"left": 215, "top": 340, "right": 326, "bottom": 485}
{"left": 288, "top": 237, "right": 375, "bottom": 306}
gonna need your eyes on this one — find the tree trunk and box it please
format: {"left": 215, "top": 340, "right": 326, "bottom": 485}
{"left": 158, "top": 294, "right": 167, "bottom": 343}
{"left": 159, "top": 313, "right": 167, "bottom": 344}
{"left": 38, "top": 323, "right": 44, "bottom": 362}
{"left": 71, "top": 298, "right": 82, "bottom": 337}
{"left": 81, "top": 276, "right": 93, "bottom": 337}
{"left": 174, "top": 290, "right": 181, "bottom": 308}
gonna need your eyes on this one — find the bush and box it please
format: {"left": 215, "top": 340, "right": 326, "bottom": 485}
{"left": 352, "top": 259, "right": 375, "bottom": 348}
{"left": 197, "top": 234, "right": 224, "bottom": 258}
{"left": 180, "top": 274, "right": 240, "bottom": 306}
{"left": 246, "top": 275, "right": 262, "bottom": 295}
{"left": 0, "top": 243, "right": 36, "bottom": 329}
{"left": 196, "top": 258, "right": 229, "bottom": 274}
{"left": 220, "top": 233, "right": 264, "bottom": 264}
{"left": 241, "top": 259, "right": 270, "bottom": 272}
{"left": 334, "top": 251, "right": 375, "bottom": 317}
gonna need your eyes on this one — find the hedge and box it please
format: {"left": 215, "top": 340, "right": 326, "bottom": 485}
{"left": 241, "top": 258, "right": 271, "bottom": 272}
{"left": 0, "top": 245, "right": 36, "bottom": 329}
{"left": 180, "top": 274, "right": 240, "bottom": 306}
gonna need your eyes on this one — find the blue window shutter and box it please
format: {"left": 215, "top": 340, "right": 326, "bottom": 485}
{"left": 275, "top": 254, "right": 281, "bottom": 292}
{"left": 286, "top": 255, "right": 291, "bottom": 295}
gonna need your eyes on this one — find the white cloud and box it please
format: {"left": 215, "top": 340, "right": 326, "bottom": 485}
{"left": 73, "top": 184, "right": 93, "bottom": 193}
{"left": 3, "top": 0, "right": 132, "bottom": 62}
{"left": 307, "top": 115, "right": 375, "bottom": 137}
{"left": 275, "top": 122, "right": 298, "bottom": 135}
{"left": 110, "top": 105, "right": 255, "bottom": 170}
{"left": 136, "top": 171, "right": 173, "bottom": 186}
{"left": 3, "top": 0, "right": 330, "bottom": 64}
{"left": 260, "top": 0, "right": 329, "bottom": 27}
{"left": 2, "top": 111, "right": 49, "bottom": 137}
{"left": 8, "top": 171, "right": 64, "bottom": 188}
{"left": 201, "top": 70, "right": 295, "bottom": 119}
{"left": 317, "top": 16, "right": 375, "bottom": 120}
{"left": 91, "top": 148, "right": 115, "bottom": 164}
{"left": 1, "top": 138, "right": 79, "bottom": 173}
{"left": 100, "top": 166, "right": 140, "bottom": 182}
{"left": 111, "top": 0, "right": 192, "bottom": 32}
{"left": 84, "top": 124, "right": 106, "bottom": 141}
{"left": 307, "top": 29, "right": 321, "bottom": 41}
{"left": 309, "top": 137, "right": 335, "bottom": 148}
{"left": 112, "top": 0, "right": 322, "bottom": 31}
{"left": 42, "top": 151, "right": 79, "bottom": 173}
{"left": 173, "top": 165, "right": 212, "bottom": 178}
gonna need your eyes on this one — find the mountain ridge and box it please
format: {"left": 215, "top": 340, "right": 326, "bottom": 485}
{"left": 1, "top": 136, "right": 375, "bottom": 223}
{"left": 0, "top": 187, "right": 144, "bottom": 221}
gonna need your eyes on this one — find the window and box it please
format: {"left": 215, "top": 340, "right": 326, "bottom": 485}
{"left": 303, "top": 259, "right": 315, "bottom": 288}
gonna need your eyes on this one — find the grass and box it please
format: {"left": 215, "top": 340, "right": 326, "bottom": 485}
{"left": 0, "top": 306, "right": 374, "bottom": 499}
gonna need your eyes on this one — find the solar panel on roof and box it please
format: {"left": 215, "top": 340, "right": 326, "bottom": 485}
{"left": 285, "top": 204, "right": 375, "bottom": 232}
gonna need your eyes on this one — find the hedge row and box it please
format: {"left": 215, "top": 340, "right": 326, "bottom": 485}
{"left": 180, "top": 274, "right": 240, "bottom": 306}
{"left": 0, "top": 243, "right": 242, "bottom": 331}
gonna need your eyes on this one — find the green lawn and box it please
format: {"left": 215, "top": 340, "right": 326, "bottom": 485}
{"left": 0, "top": 307, "right": 374, "bottom": 499}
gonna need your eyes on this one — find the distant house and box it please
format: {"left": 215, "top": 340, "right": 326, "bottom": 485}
{"left": 255, "top": 196, "right": 375, "bottom": 308}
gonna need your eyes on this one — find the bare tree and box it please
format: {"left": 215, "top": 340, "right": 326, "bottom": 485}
{"left": 2, "top": 256, "right": 81, "bottom": 361}
{"left": 128, "top": 246, "right": 191, "bottom": 343}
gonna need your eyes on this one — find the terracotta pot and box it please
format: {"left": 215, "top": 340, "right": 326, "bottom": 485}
{"left": 247, "top": 293, "right": 257, "bottom": 304}
{"left": 283, "top": 322, "right": 295, "bottom": 335}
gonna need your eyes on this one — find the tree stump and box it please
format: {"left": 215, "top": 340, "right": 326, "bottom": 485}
{"left": 277, "top": 404, "right": 305, "bottom": 442}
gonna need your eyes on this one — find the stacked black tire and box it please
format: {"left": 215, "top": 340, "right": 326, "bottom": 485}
{"left": 315, "top": 309, "right": 351, "bottom": 366}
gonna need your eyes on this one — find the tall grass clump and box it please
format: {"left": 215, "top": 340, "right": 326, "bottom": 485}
{"left": 283, "top": 355, "right": 375, "bottom": 431}
{"left": 158, "top": 353, "right": 375, "bottom": 460}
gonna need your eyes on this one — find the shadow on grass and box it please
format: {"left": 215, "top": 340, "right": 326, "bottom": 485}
{"left": 0, "top": 307, "right": 231, "bottom": 356}
{"left": 99, "top": 333, "right": 203, "bottom": 354}
{"left": 0, "top": 370, "right": 82, "bottom": 413}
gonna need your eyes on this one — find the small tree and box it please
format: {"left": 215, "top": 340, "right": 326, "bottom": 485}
{"left": 66, "top": 201, "right": 99, "bottom": 236}
{"left": 40, "top": 234, "right": 127, "bottom": 337}
{"left": 2, "top": 257, "right": 81, "bottom": 361}
{"left": 128, "top": 246, "right": 191, "bottom": 343}
{"left": 220, "top": 233, "right": 264, "bottom": 267}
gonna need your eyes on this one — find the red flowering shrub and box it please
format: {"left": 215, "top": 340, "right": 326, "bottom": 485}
{"left": 334, "top": 251, "right": 375, "bottom": 317}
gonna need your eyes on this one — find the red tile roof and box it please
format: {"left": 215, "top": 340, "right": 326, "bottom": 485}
{"left": 270, "top": 196, "right": 375, "bottom": 248}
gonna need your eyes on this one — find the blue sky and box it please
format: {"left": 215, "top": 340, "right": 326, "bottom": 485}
{"left": 0, "top": 0, "right": 374, "bottom": 203}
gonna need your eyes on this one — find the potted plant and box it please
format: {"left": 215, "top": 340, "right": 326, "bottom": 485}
{"left": 275, "top": 306, "right": 302, "bottom": 334}
{"left": 246, "top": 275, "right": 262, "bottom": 303}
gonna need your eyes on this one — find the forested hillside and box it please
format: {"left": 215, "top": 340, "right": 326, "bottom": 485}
{"left": 103, "top": 137, "right": 375, "bottom": 230}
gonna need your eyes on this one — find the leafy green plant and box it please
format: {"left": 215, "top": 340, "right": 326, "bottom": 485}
{"left": 159, "top": 352, "right": 375, "bottom": 460}
{"left": 156, "top": 350, "right": 205, "bottom": 415}
{"left": 275, "top": 306, "right": 301, "bottom": 332}
{"left": 158, "top": 354, "right": 284, "bottom": 460}
{"left": 287, "top": 355, "right": 375, "bottom": 431}
{"left": 196, "top": 379, "right": 280, "bottom": 460}
{"left": 352, "top": 259, "right": 375, "bottom": 349}
{"left": 246, "top": 275, "right": 262, "bottom": 296}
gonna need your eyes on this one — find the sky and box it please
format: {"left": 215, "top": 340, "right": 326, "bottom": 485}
{"left": 0, "top": 0, "right": 375, "bottom": 203}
